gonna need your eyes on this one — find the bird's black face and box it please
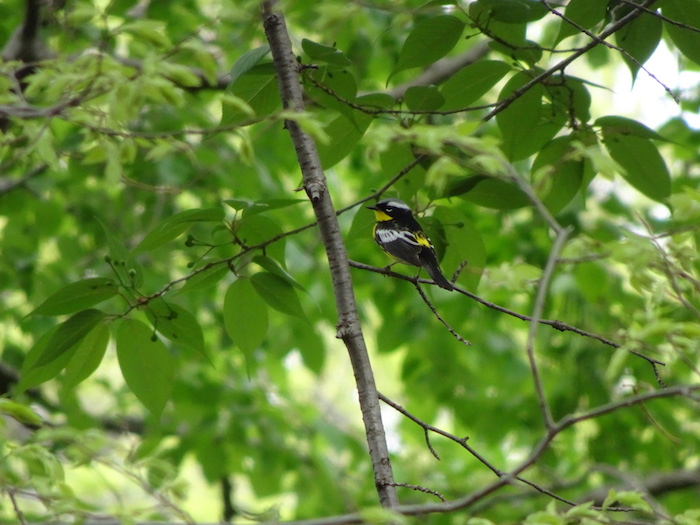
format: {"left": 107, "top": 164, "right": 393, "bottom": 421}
{"left": 367, "top": 198, "right": 412, "bottom": 220}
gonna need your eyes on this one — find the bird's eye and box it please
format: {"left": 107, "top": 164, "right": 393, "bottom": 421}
{"left": 385, "top": 207, "right": 393, "bottom": 213}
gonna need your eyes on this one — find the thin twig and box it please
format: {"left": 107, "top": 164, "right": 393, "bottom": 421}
{"left": 413, "top": 282, "right": 471, "bottom": 346}
{"left": 541, "top": 0, "right": 678, "bottom": 103}
{"left": 388, "top": 483, "right": 447, "bottom": 503}
{"left": 526, "top": 226, "right": 572, "bottom": 429}
{"left": 348, "top": 260, "right": 664, "bottom": 369}
{"left": 484, "top": 0, "right": 661, "bottom": 121}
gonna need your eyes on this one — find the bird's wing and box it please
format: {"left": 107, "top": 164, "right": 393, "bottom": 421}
{"left": 375, "top": 228, "right": 424, "bottom": 266}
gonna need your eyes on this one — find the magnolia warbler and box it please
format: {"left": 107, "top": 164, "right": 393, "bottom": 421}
{"left": 367, "top": 198, "right": 454, "bottom": 291}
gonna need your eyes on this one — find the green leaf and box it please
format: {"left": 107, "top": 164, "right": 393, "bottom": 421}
{"left": 403, "top": 85, "right": 445, "bottom": 111}
{"left": 223, "top": 279, "right": 269, "bottom": 358}
{"left": 116, "top": 319, "right": 174, "bottom": 417}
{"left": 431, "top": 207, "right": 486, "bottom": 290}
{"left": 31, "top": 278, "right": 118, "bottom": 316}
{"left": 0, "top": 400, "right": 43, "bottom": 427}
{"left": 663, "top": 0, "right": 700, "bottom": 68}
{"left": 440, "top": 61, "right": 511, "bottom": 111}
{"left": 390, "top": 15, "right": 465, "bottom": 81}
{"left": 316, "top": 110, "right": 373, "bottom": 169}
{"left": 222, "top": 64, "right": 280, "bottom": 125}
{"left": 547, "top": 75, "right": 592, "bottom": 124}
{"left": 15, "top": 328, "right": 58, "bottom": 394}
{"left": 251, "top": 272, "right": 306, "bottom": 319}
{"left": 472, "top": 0, "right": 548, "bottom": 23}
{"left": 305, "top": 68, "right": 358, "bottom": 122}
{"left": 134, "top": 208, "right": 225, "bottom": 253}
{"left": 252, "top": 255, "right": 306, "bottom": 291}
{"left": 378, "top": 142, "right": 426, "bottom": 203}
{"left": 301, "top": 39, "right": 352, "bottom": 66}
{"left": 554, "top": 0, "right": 608, "bottom": 45}
{"left": 97, "top": 217, "right": 143, "bottom": 287}
{"left": 121, "top": 20, "right": 171, "bottom": 48}
{"left": 355, "top": 92, "right": 395, "bottom": 111}
{"left": 175, "top": 265, "right": 229, "bottom": 295}
{"left": 531, "top": 135, "right": 585, "bottom": 214}
{"left": 234, "top": 214, "right": 286, "bottom": 264}
{"left": 489, "top": 39, "right": 542, "bottom": 67}
{"left": 496, "top": 72, "right": 546, "bottom": 160}
{"left": 448, "top": 175, "right": 529, "bottom": 209}
{"left": 601, "top": 131, "right": 671, "bottom": 202}
{"left": 63, "top": 323, "right": 110, "bottom": 389}
{"left": 595, "top": 115, "right": 668, "bottom": 141}
{"left": 614, "top": 10, "right": 662, "bottom": 81}
{"left": 223, "top": 198, "right": 306, "bottom": 216}
{"left": 145, "top": 301, "right": 205, "bottom": 355}
{"left": 34, "top": 309, "right": 106, "bottom": 368}
{"left": 294, "top": 323, "right": 325, "bottom": 375}
{"left": 229, "top": 45, "right": 270, "bottom": 85}
{"left": 469, "top": 2, "right": 527, "bottom": 46}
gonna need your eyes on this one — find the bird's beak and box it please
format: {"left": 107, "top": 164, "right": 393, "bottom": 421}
{"left": 366, "top": 204, "right": 379, "bottom": 211}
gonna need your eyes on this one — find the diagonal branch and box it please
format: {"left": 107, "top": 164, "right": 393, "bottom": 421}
{"left": 260, "top": 0, "right": 398, "bottom": 508}
{"left": 484, "top": 0, "right": 661, "bottom": 121}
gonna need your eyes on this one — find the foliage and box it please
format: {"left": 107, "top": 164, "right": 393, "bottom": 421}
{"left": 1, "top": 0, "right": 700, "bottom": 523}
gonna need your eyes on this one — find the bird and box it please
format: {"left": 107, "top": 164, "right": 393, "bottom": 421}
{"left": 366, "top": 198, "right": 454, "bottom": 291}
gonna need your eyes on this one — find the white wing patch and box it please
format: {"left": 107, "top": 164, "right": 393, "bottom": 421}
{"left": 376, "top": 229, "right": 420, "bottom": 245}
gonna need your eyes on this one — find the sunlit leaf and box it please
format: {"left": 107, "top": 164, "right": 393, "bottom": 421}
{"left": 224, "top": 279, "right": 268, "bottom": 358}
{"left": 116, "top": 319, "right": 173, "bottom": 417}
{"left": 134, "top": 208, "right": 225, "bottom": 253}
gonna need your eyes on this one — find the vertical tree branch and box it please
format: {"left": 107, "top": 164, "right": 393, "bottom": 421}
{"left": 260, "top": 0, "right": 398, "bottom": 507}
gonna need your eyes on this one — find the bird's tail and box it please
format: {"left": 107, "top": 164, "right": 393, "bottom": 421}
{"left": 424, "top": 259, "right": 454, "bottom": 291}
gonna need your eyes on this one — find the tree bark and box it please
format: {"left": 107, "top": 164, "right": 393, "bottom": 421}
{"left": 260, "top": 0, "right": 398, "bottom": 508}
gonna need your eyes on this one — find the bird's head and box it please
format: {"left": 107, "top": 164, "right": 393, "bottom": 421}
{"left": 366, "top": 198, "right": 413, "bottom": 222}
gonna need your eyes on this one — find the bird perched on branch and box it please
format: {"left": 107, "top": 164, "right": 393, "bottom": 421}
{"left": 367, "top": 198, "right": 453, "bottom": 291}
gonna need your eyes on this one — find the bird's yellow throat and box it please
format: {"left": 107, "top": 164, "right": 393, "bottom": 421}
{"left": 372, "top": 210, "right": 393, "bottom": 222}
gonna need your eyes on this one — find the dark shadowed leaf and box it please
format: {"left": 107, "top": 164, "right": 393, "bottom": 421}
{"left": 31, "top": 278, "right": 118, "bottom": 316}
{"left": 448, "top": 175, "right": 529, "bottom": 209}
{"left": 63, "top": 322, "right": 110, "bottom": 389}
{"left": 390, "top": 15, "right": 465, "bottom": 81}
{"left": 34, "top": 309, "right": 106, "bottom": 368}
{"left": 251, "top": 272, "right": 306, "bottom": 319}
{"left": 662, "top": 0, "right": 700, "bottom": 67}
{"left": 554, "top": 0, "right": 608, "bottom": 45}
{"left": 229, "top": 45, "right": 270, "bottom": 85}
{"left": 404, "top": 85, "right": 445, "bottom": 111}
{"left": 440, "top": 61, "right": 511, "bottom": 111}
{"left": 301, "top": 39, "right": 352, "bottom": 67}
{"left": 615, "top": 9, "right": 662, "bottom": 81}
{"left": 601, "top": 133, "right": 671, "bottom": 202}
